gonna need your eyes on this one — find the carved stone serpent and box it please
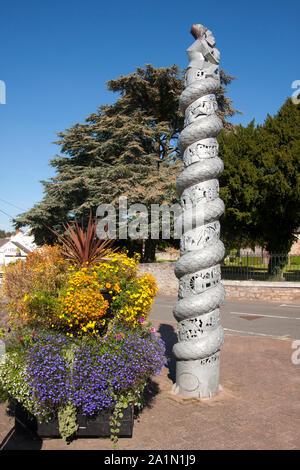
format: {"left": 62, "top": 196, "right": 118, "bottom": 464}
{"left": 172, "top": 24, "right": 225, "bottom": 398}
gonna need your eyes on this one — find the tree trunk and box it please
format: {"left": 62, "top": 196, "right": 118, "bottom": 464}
{"left": 267, "top": 253, "right": 288, "bottom": 279}
{"left": 266, "top": 241, "right": 291, "bottom": 279}
{"left": 142, "top": 239, "right": 157, "bottom": 263}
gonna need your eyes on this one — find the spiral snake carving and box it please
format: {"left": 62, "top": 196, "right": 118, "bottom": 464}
{"left": 172, "top": 24, "right": 225, "bottom": 398}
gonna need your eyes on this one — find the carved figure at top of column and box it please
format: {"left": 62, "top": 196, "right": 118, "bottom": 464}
{"left": 184, "top": 24, "right": 220, "bottom": 88}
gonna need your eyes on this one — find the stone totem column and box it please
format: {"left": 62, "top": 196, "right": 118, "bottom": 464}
{"left": 172, "top": 24, "right": 225, "bottom": 398}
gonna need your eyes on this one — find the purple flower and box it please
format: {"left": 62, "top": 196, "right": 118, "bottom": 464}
{"left": 7, "top": 325, "right": 167, "bottom": 418}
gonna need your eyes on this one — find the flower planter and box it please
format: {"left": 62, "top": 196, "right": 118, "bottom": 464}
{"left": 14, "top": 401, "right": 134, "bottom": 439}
{"left": 1, "top": 248, "right": 166, "bottom": 445}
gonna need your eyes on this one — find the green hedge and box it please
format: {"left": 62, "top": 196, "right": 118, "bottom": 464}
{"left": 290, "top": 255, "right": 300, "bottom": 266}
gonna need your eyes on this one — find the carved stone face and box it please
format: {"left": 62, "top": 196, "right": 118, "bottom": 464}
{"left": 183, "top": 138, "right": 219, "bottom": 166}
{"left": 184, "top": 95, "right": 219, "bottom": 126}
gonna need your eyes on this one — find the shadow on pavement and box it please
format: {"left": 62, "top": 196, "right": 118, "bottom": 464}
{"left": 0, "top": 426, "right": 42, "bottom": 450}
{"left": 158, "top": 323, "right": 177, "bottom": 384}
{"left": 137, "top": 379, "right": 160, "bottom": 415}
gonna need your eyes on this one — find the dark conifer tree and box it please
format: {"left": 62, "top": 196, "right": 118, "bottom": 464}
{"left": 15, "top": 64, "right": 238, "bottom": 260}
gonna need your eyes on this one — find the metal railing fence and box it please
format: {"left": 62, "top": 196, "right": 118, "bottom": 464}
{"left": 221, "top": 253, "right": 300, "bottom": 281}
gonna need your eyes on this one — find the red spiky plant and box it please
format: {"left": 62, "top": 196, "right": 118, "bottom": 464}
{"left": 48, "top": 212, "right": 117, "bottom": 267}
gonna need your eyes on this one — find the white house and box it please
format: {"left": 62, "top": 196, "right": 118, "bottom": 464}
{"left": 0, "top": 230, "right": 38, "bottom": 277}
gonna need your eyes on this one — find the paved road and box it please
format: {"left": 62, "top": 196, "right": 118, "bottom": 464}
{"left": 150, "top": 296, "right": 300, "bottom": 341}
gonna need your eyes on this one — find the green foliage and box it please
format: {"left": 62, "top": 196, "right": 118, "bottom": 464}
{"left": 0, "top": 350, "right": 37, "bottom": 415}
{"left": 219, "top": 98, "right": 300, "bottom": 259}
{"left": 109, "top": 387, "right": 144, "bottom": 448}
{"left": 290, "top": 255, "right": 300, "bottom": 266}
{"left": 219, "top": 121, "right": 262, "bottom": 250}
{"left": 0, "top": 230, "right": 13, "bottom": 238}
{"left": 255, "top": 99, "right": 300, "bottom": 255}
{"left": 241, "top": 256, "right": 262, "bottom": 266}
{"left": 58, "top": 403, "right": 78, "bottom": 442}
{"left": 0, "top": 387, "right": 9, "bottom": 404}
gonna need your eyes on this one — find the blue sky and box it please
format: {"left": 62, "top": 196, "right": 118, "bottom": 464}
{"left": 0, "top": 0, "right": 299, "bottom": 231}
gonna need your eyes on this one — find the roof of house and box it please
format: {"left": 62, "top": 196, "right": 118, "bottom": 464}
{"left": 12, "top": 241, "right": 31, "bottom": 254}
{"left": 0, "top": 238, "right": 31, "bottom": 254}
{"left": 0, "top": 238, "right": 10, "bottom": 248}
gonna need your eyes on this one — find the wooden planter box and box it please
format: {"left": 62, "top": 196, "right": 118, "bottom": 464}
{"left": 14, "top": 402, "right": 134, "bottom": 438}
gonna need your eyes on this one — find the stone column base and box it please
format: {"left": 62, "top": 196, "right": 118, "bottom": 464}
{"left": 173, "top": 351, "right": 221, "bottom": 398}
